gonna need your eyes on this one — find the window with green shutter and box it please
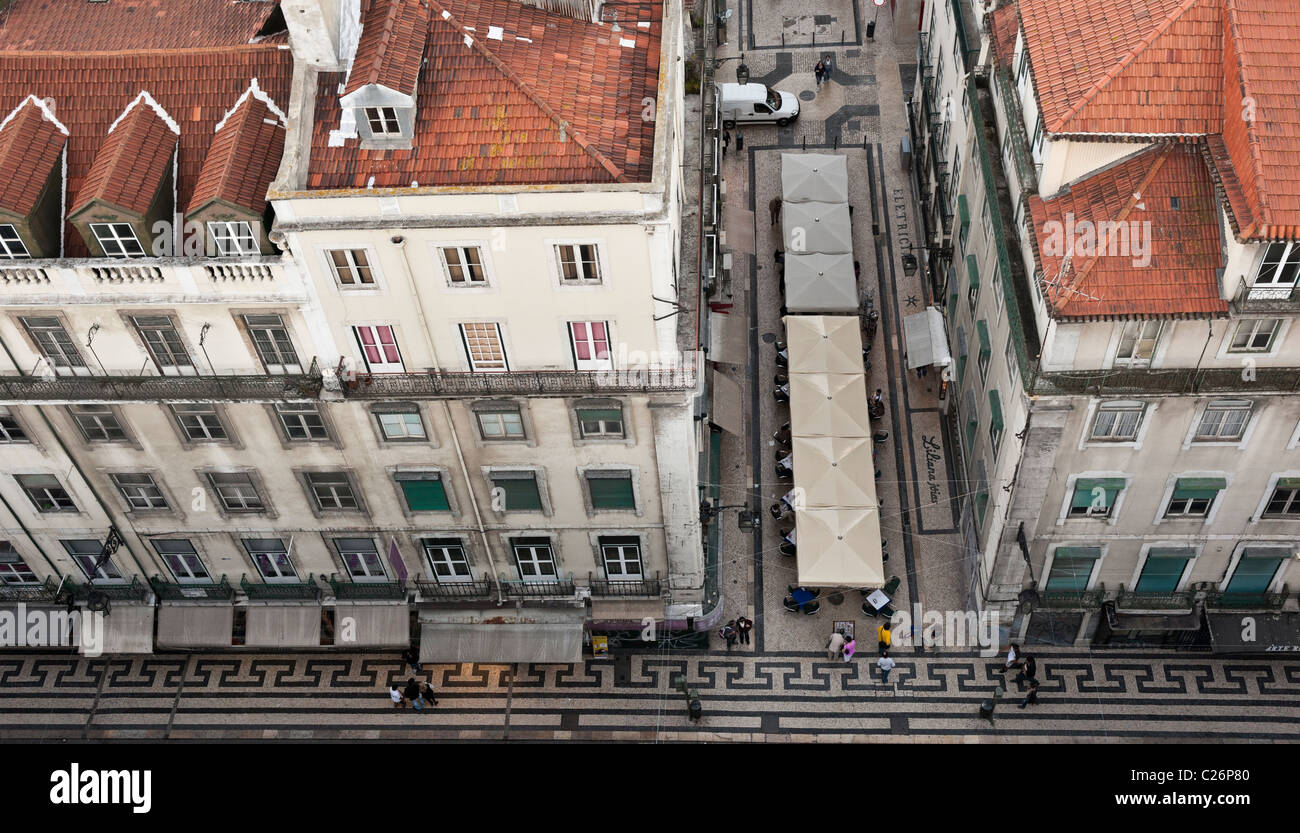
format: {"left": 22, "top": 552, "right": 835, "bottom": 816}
{"left": 976, "top": 320, "right": 991, "bottom": 381}
{"left": 399, "top": 477, "right": 450, "bottom": 512}
{"left": 967, "top": 254, "right": 980, "bottom": 314}
{"left": 1135, "top": 548, "right": 1194, "bottom": 593}
{"left": 1165, "top": 477, "right": 1225, "bottom": 518}
{"left": 957, "top": 194, "right": 970, "bottom": 249}
{"left": 955, "top": 326, "right": 967, "bottom": 384}
{"left": 1224, "top": 547, "right": 1287, "bottom": 595}
{"left": 1263, "top": 477, "right": 1300, "bottom": 517}
{"left": 587, "top": 472, "right": 636, "bottom": 510}
{"left": 491, "top": 473, "right": 542, "bottom": 512}
{"left": 988, "top": 390, "right": 1004, "bottom": 456}
{"left": 975, "top": 487, "right": 989, "bottom": 527}
{"left": 1068, "top": 477, "right": 1125, "bottom": 518}
{"left": 1046, "top": 546, "right": 1101, "bottom": 591}
{"left": 577, "top": 407, "right": 624, "bottom": 439}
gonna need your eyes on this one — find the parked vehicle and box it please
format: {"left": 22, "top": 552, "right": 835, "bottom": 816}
{"left": 716, "top": 82, "right": 800, "bottom": 128}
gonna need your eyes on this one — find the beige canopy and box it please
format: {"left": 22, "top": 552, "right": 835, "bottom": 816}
{"left": 783, "top": 314, "right": 864, "bottom": 374}
{"left": 788, "top": 372, "right": 872, "bottom": 438}
{"left": 795, "top": 508, "right": 885, "bottom": 588}
{"left": 791, "top": 436, "right": 879, "bottom": 509}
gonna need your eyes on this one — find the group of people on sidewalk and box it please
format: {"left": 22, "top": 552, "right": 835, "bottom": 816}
{"left": 825, "top": 623, "right": 897, "bottom": 684}
{"left": 720, "top": 616, "right": 754, "bottom": 649}
{"left": 995, "top": 643, "right": 1041, "bottom": 708}
{"left": 390, "top": 647, "right": 441, "bottom": 711}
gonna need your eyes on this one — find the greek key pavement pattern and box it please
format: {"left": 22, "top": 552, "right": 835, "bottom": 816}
{"left": 1, "top": 651, "right": 1297, "bottom": 742}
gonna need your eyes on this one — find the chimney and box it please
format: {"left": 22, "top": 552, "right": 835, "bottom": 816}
{"left": 282, "top": 0, "right": 363, "bottom": 72}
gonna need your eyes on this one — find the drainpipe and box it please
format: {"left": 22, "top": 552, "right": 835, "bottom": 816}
{"left": 389, "top": 235, "right": 504, "bottom": 603}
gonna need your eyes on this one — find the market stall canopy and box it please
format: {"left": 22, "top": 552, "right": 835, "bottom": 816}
{"left": 711, "top": 371, "right": 744, "bottom": 435}
{"left": 784, "top": 253, "right": 858, "bottom": 313}
{"left": 788, "top": 372, "right": 872, "bottom": 438}
{"left": 795, "top": 507, "right": 885, "bottom": 588}
{"left": 783, "top": 201, "right": 853, "bottom": 254}
{"left": 781, "top": 153, "right": 849, "bottom": 203}
{"left": 791, "top": 435, "right": 879, "bottom": 508}
{"left": 709, "top": 309, "right": 747, "bottom": 364}
{"left": 419, "top": 622, "right": 584, "bottom": 663}
{"left": 783, "top": 314, "right": 864, "bottom": 374}
{"left": 903, "top": 306, "right": 953, "bottom": 369}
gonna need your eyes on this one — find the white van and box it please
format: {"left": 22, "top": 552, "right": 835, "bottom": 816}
{"left": 716, "top": 83, "right": 800, "bottom": 128}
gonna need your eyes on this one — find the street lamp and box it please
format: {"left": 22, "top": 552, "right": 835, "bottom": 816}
{"left": 714, "top": 54, "right": 749, "bottom": 85}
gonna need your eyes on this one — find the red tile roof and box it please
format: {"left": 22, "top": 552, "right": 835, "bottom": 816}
{"left": 189, "top": 87, "right": 287, "bottom": 214}
{"left": 1028, "top": 143, "right": 1228, "bottom": 319}
{"left": 71, "top": 96, "right": 179, "bottom": 216}
{"left": 988, "top": 3, "right": 1019, "bottom": 69}
{"left": 307, "top": 0, "right": 662, "bottom": 188}
{"left": 344, "top": 0, "right": 431, "bottom": 98}
{"left": 0, "top": 97, "right": 66, "bottom": 216}
{"left": 0, "top": 0, "right": 279, "bottom": 51}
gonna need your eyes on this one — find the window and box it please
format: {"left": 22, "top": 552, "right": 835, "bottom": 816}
{"left": 172, "top": 404, "right": 228, "bottom": 441}
{"left": 1225, "top": 547, "right": 1287, "bottom": 595}
{"left": 1263, "top": 478, "right": 1300, "bottom": 518}
{"left": 599, "top": 536, "right": 643, "bottom": 579}
{"left": 1090, "top": 401, "right": 1145, "bottom": 441}
{"left": 966, "top": 255, "right": 980, "bottom": 314}
{"left": 243, "top": 538, "right": 297, "bottom": 582}
{"left": 1164, "top": 477, "right": 1225, "bottom": 518}
{"left": 328, "top": 249, "right": 375, "bottom": 286}
{"left": 1068, "top": 478, "right": 1124, "bottom": 518}
{"left": 976, "top": 320, "right": 991, "bottom": 382}
{"left": 111, "top": 473, "right": 168, "bottom": 510}
{"left": 460, "top": 323, "right": 507, "bottom": 371}
{"left": 334, "top": 537, "right": 387, "bottom": 581}
{"left": 17, "top": 474, "right": 76, "bottom": 512}
{"left": 1045, "top": 546, "right": 1100, "bottom": 591}
{"left": 569, "top": 321, "right": 612, "bottom": 370}
{"left": 364, "top": 107, "right": 400, "bottom": 135}
{"left": 476, "top": 404, "right": 524, "bottom": 440}
{"left": 0, "top": 224, "right": 30, "bottom": 258}
{"left": 207, "top": 472, "right": 264, "bottom": 513}
{"left": 1254, "top": 241, "right": 1300, "bottom": 287}
{"left": 955, "top": 326, "right": 967, "bottom": 384}
{"left": 63, "top": 539, "right": 123, "bottom": 582}
{"left": 1194, "top": 400, "right": 1252, "bottom": 441}
{"left": 70, "top": 405, "right": 127, "bottom": 443}
{"left": 1004, "top": 335, "right": 1019, "bottom": 387}
{"left": 243, "top": 314, "right": 302, "bottom": 373}
{"left": 964, "top": 391, "right": 978, "bottom": 450}
{"left": 306, "top": 472, "right": 360, "bottom": 511}
{"left": 1228, "top": 319, "right": 1281, "bottom": 353}
{"left": 152, "top": 539, "right": 210, "bottom": 583}
{"left": 89, "top": 222, "right": 145, "bottom": 258}
{"left": 586, "top": 471, "right": 636, "bottom": 510}
{"left": 577, "top": 405, "right": 625, "bottom": 439}
{"left": 353, "top": 325, "right": 404, "bottom": 373}
{"left": 988, "top": 390, "right": 1004, "bottom": 457}
{"left": 983, "top": 197, "right": 994, "bottom": 252}
{"left": 207, "top": 221, "right": 258, "bottom": 257}
{"left": 1134, "top": 548, "right": 1194, "bottom": 593}
{"left": 439, "top": 246, "right": 486, "bottom": 285}
{"left": 991, "top": 263, "right": 1003, "bottom": 320}
{"left": 20, "top": 316, "right": 87, "bottom": 374}
{"left": 131, "top": 315, "right": 195, "bottom": 375}
{"left": 0, "top": 411, "right": 28, "bottom": 442}
{"left": 397, "top": 473, "right": 450, "bottom": 512}
{"left": 0, "top": 541, "right": 38, "bottom": 585}
{"left": 511, "top": 537, "right": 557, "bottom": 581}
{"left": 423, "top": 538, "right": 472, "bottom": 582}
{"left": 1114, "top": 321, "right": 1162, "bottom": 367}
{"left": 275, "top": 402, "right": 329, "bottom": 441}
{"left": 490, "top": 472, "right": 542, "bottom": 512}
{"left": 375, "top": 407, "right": 426, "bottom": 441}
{"left": 556, "top": 244, "right": 601, "bottom": 283}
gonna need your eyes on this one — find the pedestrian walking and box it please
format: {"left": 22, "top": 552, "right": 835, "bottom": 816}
{"left": 842, "top": 636, "right": 857, "bottom": 662}
{"left": 877, "top": 650, "right": 896, "bottom": 684}
{"left": 736, "top": 615, "right": 753, "bottom": 645}
{"left": 723, "top": 129, "right": 730, "bottom": 156}
{"left": 1019, "top": 680, "right": 1040, "bottom": 709}
{"left": 814, "top": 60, "right": 825, "bottom": 86}
{"left": 420, "top": 680, "right": 440, "bottom": 706}
{"left": 1013, "top": 654, "right": 1037, "bottom": 689}
{"left": 735, "top": 131, "right": 743, "bottom": 151}
{"left": 876, "top": 621, "right": 892, "bottom": 656}
{"left": 822, "top": 57, "right": 833, "bottom": 83}
{"left": 389, "top": 686, "right": 406, "bottom": 708}
{"left": 996, "top": 643, "right": 1021, "bottom": 674}
{"left": 769, "top": 196, "right": 782, "bottom": 227}
{"left": 827, "top": 630, "right": 846, "bottom": 661}
{"left": 401, "top": 646, "right": 422, "bottom": 674}
{"left": 720, "top": 620, "right": 739, "bottom": 650}
{"left": 403, "top": 677, "right": 425, "bottom": 711}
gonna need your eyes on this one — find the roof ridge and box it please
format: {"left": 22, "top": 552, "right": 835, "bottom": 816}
{"left": 424, "top": 0, "right": 625, "bottom": 182}
{"left": 0, "top": 43, "right": 285, "bottom": 58}
{"left": 1052, "top": 0, "right": 1209, "bottom": 133}
{"left": 1222, "top": 0, "right": 1272, "bottom": 228}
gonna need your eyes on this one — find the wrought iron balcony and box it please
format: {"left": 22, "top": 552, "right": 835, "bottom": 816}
{"left": 589, "top": 571, "right": 663, "bottom": 597}
{"left": 150, "top": 576, "right": 235, "bottom": 602}
{"left": 1231, "top": 279, "right": 1300, "bottom": 313}
{"left": 0, "top": 577, "right": 60, "bottom": 603}
{"left": 1030, "top": 366, "right": 1300, "bottom": 396}
{"left": 1116, "top": 585, "right": 1194, "bottom": 611}
{"left": 415, "top": 578, "right": 496, "bottom": 601}
{"left": 499, "top": 572, "right": 577, "bottom": 599}
{"left": 1203, "top": 585, "right": 1289, "bottom": 611}
{"left": 1037, "top": 584, "right": 1105, "bottom": 610}
{"left": 0, "top": 363, "right": 323, "bottom": 403}
{"left": 64, "top": 575, "right": 151, "bottom": 602}
{"left": 240, "top": 574, "right": 322, "bottom": 601}
{"left": 327, "top": 574, "right": 407, "bottom": 601}
{"left": 342, "top": 367, "right": 698, "bottom": 398}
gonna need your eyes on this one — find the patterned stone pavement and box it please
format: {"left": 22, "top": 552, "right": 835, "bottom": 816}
{"left": 2, "top": 650, "right": 1298, "bottom": 742}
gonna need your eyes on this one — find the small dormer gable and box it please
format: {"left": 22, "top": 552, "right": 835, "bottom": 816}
{"left": 0, "top": 96, "right": 68, "bottom": 259}
{"left": 339, "top": 0, "right": 430, "bottom": 148}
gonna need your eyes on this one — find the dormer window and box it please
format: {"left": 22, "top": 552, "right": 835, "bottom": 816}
{"left": 207, "top": 221, "right": 259, "bottom": 257}
{"left": 90, "top": 222, "right": 145, "bottom": 258}
{"left": 365, "top": 107, "right": 401, "bottom": 136}
{"left": 0, "top": 225, "right": 30, "bottom": 258}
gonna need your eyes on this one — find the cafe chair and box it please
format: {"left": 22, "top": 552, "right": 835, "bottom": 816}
{"left": 779, "top": 542, "right": 797, "bottom": 557}
{"left": 783, "top": 596, "right": 800, "bottom": 612}
{"left": 770, "top": 502, "right": 790, "bottom": 521}
{"left": 774, "top": 371, "right": 789, "bottom": 387}
{"left": 773, "top": 423, "right": 792, "bottom": 445}
{"left": 773, "top": 387, "right": 790, "bottom": 404}
{"left": 882, "top": 576, "right": 901, "bottom": 597}
{"left": 861, "top": 600, "right": 879, "bottom": 617}
{"left": 802, "top": 600, "right": 821, "bottom": 615}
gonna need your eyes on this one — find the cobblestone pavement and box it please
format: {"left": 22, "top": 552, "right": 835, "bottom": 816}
{"left": 2, "top": 651, "right": 1298, "bottom": 742}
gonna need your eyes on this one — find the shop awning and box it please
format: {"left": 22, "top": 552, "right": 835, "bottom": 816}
{"left": 711, "top": 371, "right": 744, "bottom": 435}
{"left": 783, "top": 201, "right": 853, "bottom": 254}
{"left": 590, "top": 599, "right": 665, "bottom": 622}
{"left": 783, "top": 314, "right": 864, "bottom": 374}
{"left": 334, "top": 602, "right": 409, "bottom": 647}
{"left": 781, "top": 153, "right": 849, "bottom": 203}
{"left": 418, "top": 623, "right": 584, "bottom": 663}
{"left": 788, "top": 372, "right": 872, "bottom": 438}
{"left": 102, "top": 604, "right": 155, "bottom": 654}
{"left": 1207, "top": 612, "right": 1300, "bottom": 654}
{"left": 0, "top": 602, "right": 154, "bottom": 655}
{"left": 784, "top": 253, "right": 859, "bottom": 313}
{"left": 709, "top": 309, "right": 747, "bottom": 365}
{"left": 903, "top": 306, "right": 952, "bottom": 368}
{"left": 156, "top": 603, "right": 233, "bottom": 649}
{"left": 795, "top": 507, "right": 885, "bottom": 588}
{"left": 245, "top": 603, "right": 322, "bottom": 648}
{"left": 791, "top": 435, "right": 878, "bottom": 508}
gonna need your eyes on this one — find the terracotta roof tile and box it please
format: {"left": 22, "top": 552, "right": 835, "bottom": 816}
{"left": 188, "top": 88, "right": 287, "bottom": 214}
{"left": 0, "top": 0, "right": 280, "bottom": 51}
{"left": 988, "top": 3, "right": 1019, "bottom": 69}
{"left": 1028, "top": 143, "right": 1227, "bottom": 319}
{"left": 72, "top": 97, "right": 178, "bottom": 216}
{"left": 0, "top": 97, "right": 66, "bottom": 216}
{"left": 344, "top": 0, "right": 431, "bottom": 97}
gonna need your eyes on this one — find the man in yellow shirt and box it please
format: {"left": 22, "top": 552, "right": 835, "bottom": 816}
{"left": 877, "top": 622, "right": 892, "bottom": 656}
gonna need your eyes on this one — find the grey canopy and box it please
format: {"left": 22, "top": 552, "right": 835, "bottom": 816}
{"left": 782, "top": 201, "right": 853, "bottom": 255}
{"left": 784, "top": 253, "right": 858, "bottom": 313}
{"left": 781, "top": 153, "right": 849, "bottom": 203}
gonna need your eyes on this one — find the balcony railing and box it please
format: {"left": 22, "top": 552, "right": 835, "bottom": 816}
{"left": 1231, "top": 279, "right": 1300, "bottom": 313}
{"left": 1116, "top": 585, "right": 1194, "bottom": 611}
{"left": 1204, "top": 585, "right": 1289, "bottom": 611}
{"left": 240, "top": 574, "right": 322, "bottom": 601}
{"left": 415, "top": 578, "right": 496, "bottom": 601}
{"left": 64, "top": 575, "right": 151, "bottom": 603}
{"left": 327, "top": 574, "right": 408, "bottom": 601}
{"left": 342, "top": 367, "right": 698, "bottom": 398}
{"left": 589, "top": 571, "right": 663, "bottom": 597}
{"left": 0, "top": 255, "right": 287, "bottom": 293}
{"left": 1030, "top": 366, "right": 1300, "bottom": 396}
{"left": 1037, "top": 584, "right": 1105, "bottom": 610}
{"left": 0, "top": 363, "right": 323, "bottom": 402}
{"left": 0, "top": 577, "right": 60, "bottom": 603}
{"left": 150, "top": 575, "right": 235, "bottom": 601}
{"left": 499, "top": 573, "right": 577, "bottom": 599}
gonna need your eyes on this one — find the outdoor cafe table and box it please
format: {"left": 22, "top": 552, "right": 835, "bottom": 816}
{"left": 792, "top": 588, "right": 815, "bottom": 606}
{"left": 864, "top": 589, "right": 891, "bottom": 612}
